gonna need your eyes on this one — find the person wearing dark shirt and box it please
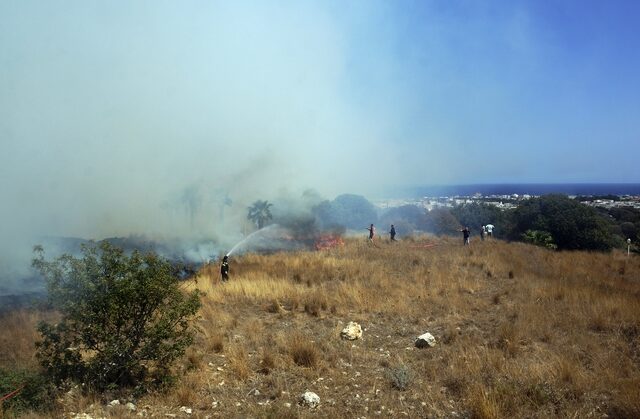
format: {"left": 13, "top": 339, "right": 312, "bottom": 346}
{"left": 220, "top": 255, "right": 229, "bottom": 282}
{"left": 366, "top": 224, "right": 375, "bottom": 242}
{"left": 390, "top": 224, "right": 397, "bottom": 241}
{"left": 460, "top": 227, "right": 470, "bottom": 245}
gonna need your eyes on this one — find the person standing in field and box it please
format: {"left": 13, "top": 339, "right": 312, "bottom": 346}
{"left": 460, "top": 226, "right": 470, "bottom": 245}
{"left": 480, "top": 225, "right": 485, "bottom": 241}
{"left": 366, "top": 224, "right": 376, "bottom": 242}
{"left": 220, "top": 255, "right": 229, "bottom": 282}
{"left": 485, "top": 224, "right": 494, "bottom": 238}
{"left": 389, "top": 224, "right": 397, "bottom": 241}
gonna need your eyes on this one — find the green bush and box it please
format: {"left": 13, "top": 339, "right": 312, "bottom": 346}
{"left": 32, "top": 242, "right": 201, "bottom": 393}
{"left": 387, "top": 364, "right": 412, "bottom": 391}
{"left": 509, "top": 195, "right": 614, "bottom": 251}
{"left": 0, "top": 367, "right": 55, "bottom": 415}
{"left": 522, "top": 230, "right": 558, "bottom": 250}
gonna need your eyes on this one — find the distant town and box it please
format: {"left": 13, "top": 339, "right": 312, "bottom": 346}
{"left": 374, "top": 193, "right": 640, "bottom": 211}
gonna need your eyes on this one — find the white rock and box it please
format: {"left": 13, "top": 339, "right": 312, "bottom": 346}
{"left": 108, "top": 400, "right": 120, "bottom": 407}
{"left": 300, "top": 391, "right": 320, "bottom": 408}
{"left": 341, "top": 322, "right": 363, "bottom": 340}
{"left": 415, "top": 332, "right": 436, "bottom": 348}
{"left": 179, "top": 406, "right": 192, "bottom": 414}
{"left": 126, "top": 402, "right": 136, "bottom": 411}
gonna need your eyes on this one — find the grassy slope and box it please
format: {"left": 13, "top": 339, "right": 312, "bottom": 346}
{"left": 2, "top": 236, "right": 640, "bottom": 418}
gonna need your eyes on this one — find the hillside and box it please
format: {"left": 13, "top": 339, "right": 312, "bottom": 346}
{"left": 2, "top": 237, "right": 639, "bottom": 418}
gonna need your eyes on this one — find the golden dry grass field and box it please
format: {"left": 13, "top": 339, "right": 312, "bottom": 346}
{"left": 2, "top": 236, "right": 640, "bottom": 418}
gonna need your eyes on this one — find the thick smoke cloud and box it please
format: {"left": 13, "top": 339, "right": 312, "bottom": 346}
{"left": 0, "top": 2, "right": 385, "bottom": 294}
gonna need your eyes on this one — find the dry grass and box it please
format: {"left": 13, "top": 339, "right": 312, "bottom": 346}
{"left": 289, "top": 333, "right": 320, "bottom": 369}
{"left": 0, "top": 310, "right": 51, "bottom": 369}
{"left": 3, "top": 236, "right": 640, "bottom": 417}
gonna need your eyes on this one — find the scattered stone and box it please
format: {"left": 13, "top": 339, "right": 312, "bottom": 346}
{"left": 179, "top": 406, "right": 192, "bottom": 414}
{"left": 415, "top": 332, "right": 437, "bottom": 348}
{"left": 108, "top": 400, "right": 120, "bottom": 407}
{"left": 341, "top": 322, "right": 363, "bottom": 340}
{"left": 300, "top": 391, "right": 320, "bottom": 408}
{"left": 126, "top": 402, "right": 136, "bottom": 411}
{"left": 284, "top": 402, "right": 292, "bottom": 408}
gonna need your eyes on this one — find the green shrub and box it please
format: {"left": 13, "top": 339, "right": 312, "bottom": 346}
{"left": 522, "top": 230, "right": 558, "bottom": 250}
{"left": 0, "top": 368, "right": 56, "bottom": 415}
{"left": 387, "top": 364, "right": 412, "bottom": 391}
{"left": 509, "top": 195, "right": 614, "bottom": 251}
{"left": 32, "top": 242, "right": 201, "bottom": 393}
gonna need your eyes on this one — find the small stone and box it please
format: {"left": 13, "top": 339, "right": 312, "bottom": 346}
{"left": 341, "top": 322, "right": 363, "bottom": 340}
{"left": 284, "top": 402, "right": 292, "bottom": 408}
{"left": 299, "top": 391, "right": 320, "bottom": 408}
{"left": 179, "top": 406, "right": 192, "bottom": 415}
{"left": 415, "top": 332, "right": 437, "bottom": 348}
{"left": 108, "top": 400, "right": 120, "bottom": 407}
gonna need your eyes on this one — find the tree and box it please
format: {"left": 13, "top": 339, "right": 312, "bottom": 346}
{"left": 313, "top": 194, "right": 378, "bottom": 230}
{"left": 247, "top": 200, "right": 273, "bottom": 229}
{"left": 181, "top": 184, "right": 203, "bottom": 229}
{"left": 424, "top": 208, "right": 461, "bottom": 235}
{"left": 32, "top": 242, "right": 201, "bottom": 392}
{"left": 450, "top": 202, "right": 508, "bottom": 235}
{"left": 509, "top": 194, "right": 614, "bottom": 251}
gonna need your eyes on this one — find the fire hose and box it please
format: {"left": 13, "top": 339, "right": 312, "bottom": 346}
{"left": 0, "top": 384, "right": 25, "bottom": 403}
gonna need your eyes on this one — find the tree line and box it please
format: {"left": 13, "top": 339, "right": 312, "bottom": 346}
{"left": 303, "top": 193, "right": 638, "bottom": 252}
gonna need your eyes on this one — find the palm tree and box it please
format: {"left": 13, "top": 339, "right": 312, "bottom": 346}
{"left": 247, "top": 200, "right": 273, "bottom": 229}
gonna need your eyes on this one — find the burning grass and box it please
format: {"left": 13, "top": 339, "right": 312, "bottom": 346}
{"left": 2, "top": 236, "right": 640, "bottom": 417}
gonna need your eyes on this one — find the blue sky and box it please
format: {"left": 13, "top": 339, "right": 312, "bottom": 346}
{"left": 0, "top": 0, "right": 639, "bottom": 243}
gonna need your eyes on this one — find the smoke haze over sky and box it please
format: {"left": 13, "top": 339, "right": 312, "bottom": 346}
{"left": 1, "top": 1, "right": 639, "bottom": 286}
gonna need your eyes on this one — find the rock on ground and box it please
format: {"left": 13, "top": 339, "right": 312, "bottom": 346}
{"left": 415, "top": 332, "right": 436, "bottom": 348}
{"left": 341, "top": 321, "right": 363, "bottom": 340}
{"left": 300, "top": 391, "right": 320, "bottom": 408}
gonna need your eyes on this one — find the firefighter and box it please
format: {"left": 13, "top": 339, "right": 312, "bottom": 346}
{"left": 220, "top": 255, "right": 229, "bottom": 282}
